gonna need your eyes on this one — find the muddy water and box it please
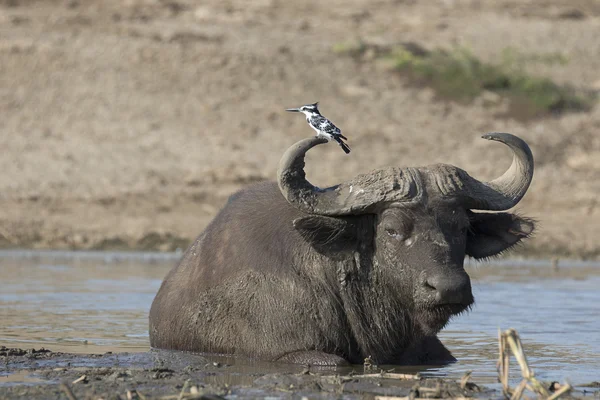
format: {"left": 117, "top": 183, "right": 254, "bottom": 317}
{"left": 0, "top": 250, "right": 599, "bottom": 386}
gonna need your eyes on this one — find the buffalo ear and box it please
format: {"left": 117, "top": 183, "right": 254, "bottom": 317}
{"left": 465, "top": 211, "right": 535, "bottom": 259}
{"left": 293, "top": 215, "right": 359, "bottom": 255}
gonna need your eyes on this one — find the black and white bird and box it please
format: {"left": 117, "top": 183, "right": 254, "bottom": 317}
{"left": 286, "top": 102, "right": 351, "bottom": 154}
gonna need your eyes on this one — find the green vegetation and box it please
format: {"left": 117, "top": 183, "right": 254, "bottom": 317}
{"left": 332, "top": 41, "right": 368, "bottom": 58}
{"left": 499, "top": 47, "right": 569, "bottom": 67}
{"left": 334, "top": 41, "right": 596, "bottom": 119}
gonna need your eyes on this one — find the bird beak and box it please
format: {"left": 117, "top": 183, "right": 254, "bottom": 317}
{"left": 285, "top": 107, "right": 301, "bottom": 112}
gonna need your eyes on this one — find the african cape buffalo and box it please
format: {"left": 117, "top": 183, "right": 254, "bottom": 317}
{"left": 149, "top": 132, "right": 535, "bottom": 365}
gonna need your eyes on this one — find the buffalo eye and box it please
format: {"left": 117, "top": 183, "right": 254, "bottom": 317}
{"left": 385, "top": 228, "right": 403, "bottom": 239}
{"left": 384, "top": 221, "right": 413, "bottom": 241}
{"left": 381, "top": 210, "right": 413, "bottom": 242}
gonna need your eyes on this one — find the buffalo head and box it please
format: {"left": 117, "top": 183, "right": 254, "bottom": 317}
{"left": 277, "top": 133, "right": 534, "bottom": 336}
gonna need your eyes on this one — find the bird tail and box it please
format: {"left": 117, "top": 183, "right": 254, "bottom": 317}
{"left": 334, "top": 137, "right": 351, "bottom": 154}
{"left": 339, "top": 133, "right": 348, "bottom": 140}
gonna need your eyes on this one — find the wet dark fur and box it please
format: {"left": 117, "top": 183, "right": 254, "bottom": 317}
{"left": 149, "top": 181, "right": 534, "bottom": 365}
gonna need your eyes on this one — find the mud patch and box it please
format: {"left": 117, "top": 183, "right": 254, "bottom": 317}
{"left": 3, "top": 347, "right": 598, "bottom": 399}
{"left": 0, "top": 348, "right": 490, "bottom": 399}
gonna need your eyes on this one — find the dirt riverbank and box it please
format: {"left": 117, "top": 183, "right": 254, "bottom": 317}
{"left": 1, "top": 0, "right": 599, "bottom": 258}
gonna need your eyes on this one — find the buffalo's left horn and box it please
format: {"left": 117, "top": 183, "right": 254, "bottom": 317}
{"left": 277, "top": 137, "right": 349, "bottom": 215}
{"left": 459, "top": 132, "right": 534, "bottom": 211}
{"left": 277, "top": 137, "right": 420, "bottom": 215}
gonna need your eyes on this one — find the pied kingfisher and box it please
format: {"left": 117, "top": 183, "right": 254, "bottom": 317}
{"left": 286, "top": 102, "right": 351, "bottom": 154}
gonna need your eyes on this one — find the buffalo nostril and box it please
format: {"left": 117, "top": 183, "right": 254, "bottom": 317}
{"left": 423, "top": 280, "right": 437, "bottom": 292}
{"left": 424, "top": 274, "right": 472, "bottom": 305}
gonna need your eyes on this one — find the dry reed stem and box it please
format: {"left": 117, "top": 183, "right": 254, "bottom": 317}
{"left": 497, "top": 328, "right": 572, "bottom": 400}
{"left": 460, "top": 371, "right": 472, "bottom": 389}
{"left": 505, "top": 330, "right": 533, "bottom": 379}
{"left": 510, "top": 379, "right": 528, "bottom": 400}
{"left": 498, "top": 328, "right": 510, "bottom": 396}
{"left": 507, "top": 329, "right": 549, "bottom": 397}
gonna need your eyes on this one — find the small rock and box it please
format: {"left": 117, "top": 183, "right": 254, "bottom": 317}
{"left": 107, "top": 371, "right": 131, "bottom": 382}
{"left": 436, "top": 21, "right": 449, "bottom": 30}
{"left": 549, "top": 381, "right": 561, "bottom": 391}
{"left": 151, "top": 368, "right": 174, "bottom": 379}
{"left": 557, "top": 8, "right": 586, "bottom": 20}
{"left": 298, "top": 20, "right": 310, "bottom": 31}
{"left": 10, "top": 15, "right": 30, "bottom": 25}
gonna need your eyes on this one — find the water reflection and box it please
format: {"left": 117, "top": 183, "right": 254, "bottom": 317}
{"left": 0, "top": 256, "right": 165, "bottom": 353}
{"left": 0, "top": 251, "right": 599, "bottom": 385}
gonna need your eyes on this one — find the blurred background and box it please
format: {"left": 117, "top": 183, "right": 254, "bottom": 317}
{"left": 1, "top": 0, "right": 599, "bottom": 259}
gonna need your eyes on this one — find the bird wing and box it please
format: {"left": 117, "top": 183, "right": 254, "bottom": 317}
{"left": 313, "top": 115, "right": 341, "bottom": 136}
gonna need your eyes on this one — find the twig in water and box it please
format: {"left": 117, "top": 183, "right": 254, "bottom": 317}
{"left": 347, "top": 372, "right": 420, "bottom": 380}
{"left": 178, "top": 379, "right": 191, "bottom": 400}
{"left": 548, "top": 384, "right": 573, "bottom": 400}
{"left": 60, "top": 382, "right": 78, "bottom": 400}
{"left": 71, "top": 374, "right": 87, "bottom": 384}
{"left": 364, "top": 355, "right": 377, "bottom": 371}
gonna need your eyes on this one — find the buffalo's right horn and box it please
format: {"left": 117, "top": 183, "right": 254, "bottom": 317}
{"left": 456, "top": 132, "right": 534, "bottom": 211}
